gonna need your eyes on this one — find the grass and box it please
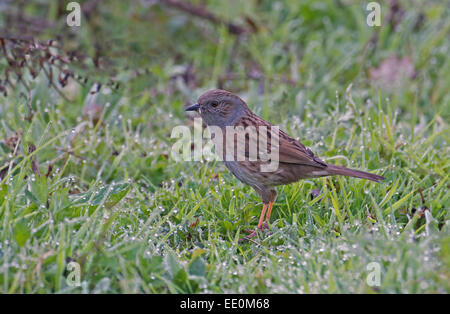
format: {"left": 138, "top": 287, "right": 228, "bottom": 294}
{"left": 0, "top": 0, "right": 449, "bottom": 293}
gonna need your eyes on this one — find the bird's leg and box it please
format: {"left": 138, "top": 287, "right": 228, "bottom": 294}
{"left": 257, "top": 203, "right": 268, "bottom": 230}
{"left": 263, "top": 201, "right": 274, "bottom": 229}
{"left": 241, "top": 204, "right": 268, "bottom": 240}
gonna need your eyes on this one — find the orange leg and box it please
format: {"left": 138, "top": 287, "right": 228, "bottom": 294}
{"left": 240, "top": 203, "right": 270, "bottom": 241}
{"left": 257, "top": 203, "right": 268, "bottom": 230}
{"left": 265, "top": 201, "right": 274, "bottom": 225}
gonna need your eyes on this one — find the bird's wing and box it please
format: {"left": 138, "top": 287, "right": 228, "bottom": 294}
{"left": 275, "top": 129, "right": 327, "bottom": 168}
{"left": 233, "top": 114, "right": 327, "bottom": 169}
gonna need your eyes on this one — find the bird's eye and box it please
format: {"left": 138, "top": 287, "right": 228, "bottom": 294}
{"left": 210, "top": 101, "right": 219, "bottom": 108}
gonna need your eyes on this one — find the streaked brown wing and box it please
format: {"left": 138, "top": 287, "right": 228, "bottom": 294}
{"left": 234, "top": 114, "right": 327, "bottom": 169}
{"left": 274, "top": 129, "right": 327, "bottom": 168}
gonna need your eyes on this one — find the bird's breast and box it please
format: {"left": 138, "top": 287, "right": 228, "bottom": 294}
{"left": 224, "top": 160, "right": 262, "bottom": 188}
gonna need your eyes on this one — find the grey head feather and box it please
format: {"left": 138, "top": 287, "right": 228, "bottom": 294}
{"left": 196, "top": 89, "right": 250, "bottom": 128}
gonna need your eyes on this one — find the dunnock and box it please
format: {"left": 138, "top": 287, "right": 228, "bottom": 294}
{"left": 186, "top": 89, "right": 384, "bottom": 239}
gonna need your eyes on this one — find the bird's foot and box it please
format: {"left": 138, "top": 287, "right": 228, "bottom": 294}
{"left": 239, "top": 230, "right": 258, "bottom": 242}
{"left": 239, "top": 224, "right": 270, "bottom": 242}
{"left": 243, "top": 224, "right": 269, "bottom": 234}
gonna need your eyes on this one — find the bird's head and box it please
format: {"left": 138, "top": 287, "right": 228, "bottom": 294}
{"left": 185, "top": 89, "right": 249, "bottom": 127}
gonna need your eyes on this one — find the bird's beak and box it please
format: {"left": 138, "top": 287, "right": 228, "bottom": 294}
{"left": 185, "top": 103, "right": 200, "bottom": 112}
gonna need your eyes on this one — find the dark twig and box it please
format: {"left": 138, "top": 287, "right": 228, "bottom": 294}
{"left": 42, "top": 64, "right": 71, "bottom": 101}
{"left": 28, "top": 143, "right": 41, "bottom": 179}
{"left": 158, "top": 0, "right": 248, "bottom": 35}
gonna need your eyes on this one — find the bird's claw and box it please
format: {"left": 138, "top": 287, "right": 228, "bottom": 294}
{"left": 239, "top": 230, "right": 258, "bottom": 242}
{"left": 239, "top": 224, "right": 270, "bottom": 242}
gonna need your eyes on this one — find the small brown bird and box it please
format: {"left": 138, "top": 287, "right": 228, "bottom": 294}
{"left": 186, "top": 89, "right": 384, "bottom": 238}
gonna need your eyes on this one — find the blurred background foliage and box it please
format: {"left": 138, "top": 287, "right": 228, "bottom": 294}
{"left": 1, "top": 0, "right": 448, "bottom": 115}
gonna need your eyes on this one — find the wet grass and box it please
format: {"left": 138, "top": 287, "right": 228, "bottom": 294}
{"left": 0, "top": 0, "right": 449, "bottom": 293}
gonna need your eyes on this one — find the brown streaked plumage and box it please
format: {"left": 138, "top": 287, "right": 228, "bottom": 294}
{"left": 186, "top": 89, "right": 385, "bottom": 240}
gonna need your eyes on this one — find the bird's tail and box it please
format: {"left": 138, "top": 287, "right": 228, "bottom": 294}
{"left": 325, "top": 164, "right": 384, "bottom": 183}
